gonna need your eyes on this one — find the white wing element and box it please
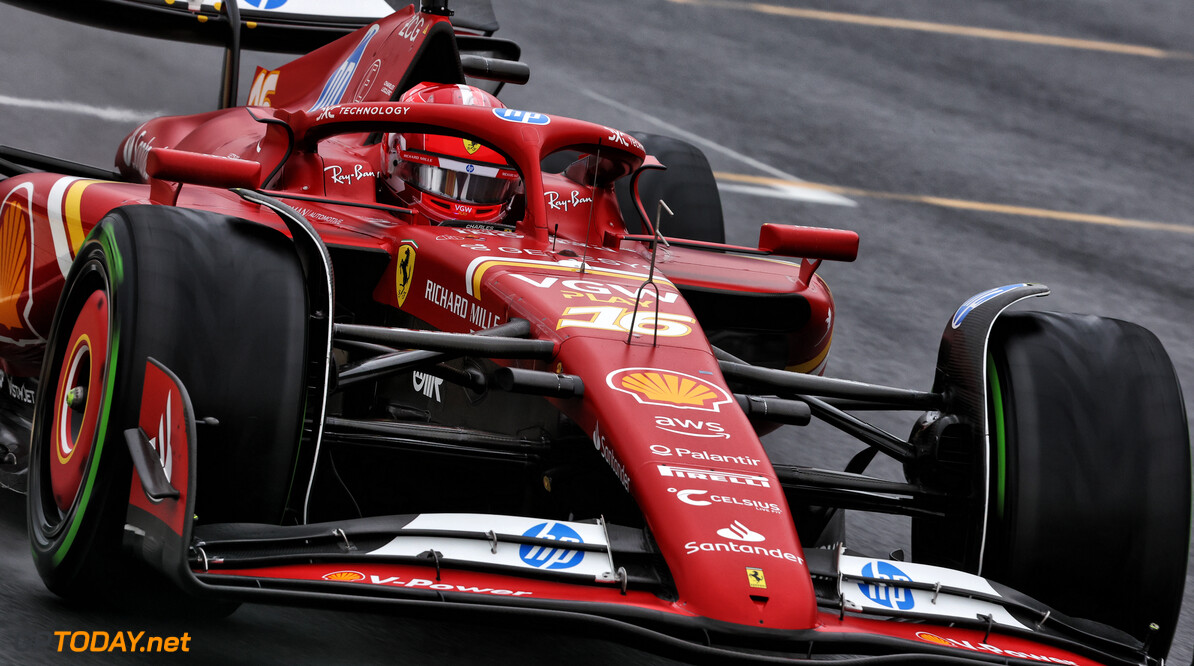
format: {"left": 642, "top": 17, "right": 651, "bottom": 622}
{"left": 840, "top": 554, "right": 1029, "bottom": 630}
{"left": 191, "top": 0, "right": 397, "bottom": 20}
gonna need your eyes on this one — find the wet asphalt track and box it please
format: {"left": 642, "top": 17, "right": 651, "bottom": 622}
{"left": 0, "top": 0, "right": 1192, "bottom": 663}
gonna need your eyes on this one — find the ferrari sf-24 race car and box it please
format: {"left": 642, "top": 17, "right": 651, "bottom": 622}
{"left": 0, "top": 1, "right": 1188, "bottom": 664}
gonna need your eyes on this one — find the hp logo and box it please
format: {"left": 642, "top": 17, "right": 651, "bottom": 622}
{"left": 493, "top": 108, "right": 550, "bottom": 125}
{"left": 242, "top": 0, "right": 289, "bottom": 9}
{"left": 519, "top": 522, "right": 584, "bottom": 570}
{"left": 858, "top": 561, "right": 915, "bottom": 610}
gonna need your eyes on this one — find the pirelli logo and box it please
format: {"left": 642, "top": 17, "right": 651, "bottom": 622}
{"left": 656, "top": 464, "right": 771, "bottom": 488}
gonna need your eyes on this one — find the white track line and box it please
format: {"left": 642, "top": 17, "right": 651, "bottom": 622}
{"left": 717, "top": 182, "right": 861, "bottom": 206}
{"left": 579, "top": 87, "right": 855, "bottom": 207}
{"left": 0, "top": 94, "right": 157, "bottom": 123}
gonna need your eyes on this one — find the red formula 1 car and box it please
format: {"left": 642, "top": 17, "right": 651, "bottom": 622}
{"left": 0, "top": 1, "right": 1188, "bottom": 664}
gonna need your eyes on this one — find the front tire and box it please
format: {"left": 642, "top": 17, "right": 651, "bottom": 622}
{"left": 28, "top": 206, "right": 309, "bottom": 602}
{"left": 982, "top": 311, "right": 1189, "bottom": 656}
{"left": 27, "top": 234, "right": 125, "bottom": 598}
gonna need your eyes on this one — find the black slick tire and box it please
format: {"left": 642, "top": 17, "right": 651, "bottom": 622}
{"left": 27, "top": 205, "right": 308, "bottom": 602}
{"left": 983, "top": 311, "right": 1189, "bottom": 656}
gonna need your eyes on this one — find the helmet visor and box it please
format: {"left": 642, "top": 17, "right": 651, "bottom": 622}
{"left": 398, "top": 153, "right": 520, "bottom": 205}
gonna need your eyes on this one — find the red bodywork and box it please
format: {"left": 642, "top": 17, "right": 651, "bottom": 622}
{"left": 0, "top": 6, "right": 1107, "bottom": 664}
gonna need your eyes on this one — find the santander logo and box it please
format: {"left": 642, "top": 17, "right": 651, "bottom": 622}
{"left": 716, "top": 520, "right": 765, "bottom": 542}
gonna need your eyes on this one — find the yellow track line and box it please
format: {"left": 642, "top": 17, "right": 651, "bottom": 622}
{"left": 715, "top": 172, "right": 1194, "bottom": 235}
{"left": 670, "top": 0, "right": 1191, "bottom": 59}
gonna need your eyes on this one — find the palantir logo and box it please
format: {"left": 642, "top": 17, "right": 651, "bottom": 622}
{"left": 519, "top": 522, "right": 585, "bottom": 570}
{"left": 858, "top": 561, "right": 915, "bottom": 610}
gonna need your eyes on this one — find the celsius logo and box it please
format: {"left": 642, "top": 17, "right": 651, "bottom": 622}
{"left": 242, "top": 0, "right": 289, "bottom": 8}
{"left": 674, "top": 489, "right": 713, "bottom": 506}
{"left": 859, "top": 561, "right": 914, "bottom": 610}
{"left": 716, "top": 520, "right": 765, "bottom": 542}
{"left": 519, "top": 522, "right": 585, "bottom": 570}
{"left": 668, "top": 488, "right": 783, "bottom": 514}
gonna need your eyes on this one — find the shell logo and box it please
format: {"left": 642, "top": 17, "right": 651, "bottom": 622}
{"left": 915, "top": 632, "right": 952, "bottom": 646}
{"left": 0, "top": 188, "right": 31, "bottom": 332}
{"left": 322, "top": 570, "right": 365, "bottom": 582}
{"left": 606, "top": 368, "right": 732, "bottom": 412}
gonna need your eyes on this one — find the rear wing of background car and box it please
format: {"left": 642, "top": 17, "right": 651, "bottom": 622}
{"left": 0, "top": 0, "right": 509, "bottom": 107}
{"left": 0, "top": 0, "right": 499, "bottom": 50}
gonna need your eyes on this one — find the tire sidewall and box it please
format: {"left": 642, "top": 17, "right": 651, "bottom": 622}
{"left": 984, "top": 311, "right": 1190, "bottom": 653}
{"left": 28, "top": 222, "right": 137, "bottom": 597}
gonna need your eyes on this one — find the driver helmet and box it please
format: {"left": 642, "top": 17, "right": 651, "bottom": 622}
{"left": 381, "top": 82, "right": 521, "bottom": 225}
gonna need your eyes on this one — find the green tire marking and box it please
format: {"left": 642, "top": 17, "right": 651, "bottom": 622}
{"left": 987, "top": 354, "right": 1007, "bottom": 520}
{"left": 96, "top": 224, "right": 124, "bottom": 287}
{"left": 52, "top": 237, "right": 121, "bottom": 567}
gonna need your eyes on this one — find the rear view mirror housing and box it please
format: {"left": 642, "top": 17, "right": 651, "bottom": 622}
{"left": 758, "top": 223, "right": 858, "bottom": 262}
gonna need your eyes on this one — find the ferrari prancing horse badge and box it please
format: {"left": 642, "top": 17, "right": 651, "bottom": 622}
{"left": 395, "top": 242, "right": 416, "bottom": 307}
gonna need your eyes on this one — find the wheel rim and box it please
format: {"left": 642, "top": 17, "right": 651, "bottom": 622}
{"left": 48, "top": 288, "right": 109, "bottom": 515}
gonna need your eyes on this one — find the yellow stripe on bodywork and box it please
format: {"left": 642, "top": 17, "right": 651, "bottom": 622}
{"left": 467, "top": 258, "right": 674, "bottom": 299}
{"left": 786, "top": 333, "right": 832, "bottom": 374}
{"left": 64, "top": 180, "right": 101, "bottom": 254}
